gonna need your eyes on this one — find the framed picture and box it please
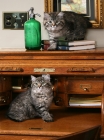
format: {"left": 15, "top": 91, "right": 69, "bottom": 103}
{"left": 44, "top": 0, "right": 104, "bottom": 29}
{"left": 60, "top": 0, "right": 87, "bottom": 14}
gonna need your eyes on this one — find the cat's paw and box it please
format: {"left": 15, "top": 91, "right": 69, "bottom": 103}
{"left": 42, "top": 114, "right": 54, "bottom": 122}
{"left": 44, "top": 116, "right": 54, "bottom": 122}
{"left": 47, "top": 42, "right": 57, "bottom": 50}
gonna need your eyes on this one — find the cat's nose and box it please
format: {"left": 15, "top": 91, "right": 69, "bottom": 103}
{"left": 38, "top": 84, "right": 41, "bottom": 88}
{"left": 52, "top": 21, "right": 55, "bottom": 26}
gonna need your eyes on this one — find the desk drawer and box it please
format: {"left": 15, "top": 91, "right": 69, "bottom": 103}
{"left": 1, "top": 66, "right": 104, "bottom": 75}
{"left": 66, "top": 79, "right": 104, "bottom": 94}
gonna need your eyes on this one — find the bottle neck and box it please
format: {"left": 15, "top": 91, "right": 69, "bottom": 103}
{"left": 30, "top": 18, "right": 35, "bottom": 20}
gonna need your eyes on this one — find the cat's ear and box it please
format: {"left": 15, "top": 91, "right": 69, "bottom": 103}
{"left": 44, "top": 12, "right": 51, "bottom": 19}
{"left": 58, "top": 12, "right": 64, "bottom": 17}
{"left": 42, "top": 74, "right": 50, "bottom": 81}
{"left": 31, "top": 75, "right": 36, "bottom": 82}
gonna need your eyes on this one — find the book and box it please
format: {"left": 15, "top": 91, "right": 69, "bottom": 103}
{"left": 57, "top": 44, "right": 95, "bottom": 51}
{"left": 41, "top": 44, "right": 50, "bottom": 50}
{"left": 41, "top": 40, "right": 50, "bottom": 45}
{"left": 69, "top": 95, "right": 101, "bottom": 107}
{"left": 41, "top": 40, "right": 96, "bottom": 46}
{"left": 69, "top": 103, "right": 101, "bottom": 107}
{"left": 41, "top": 37, "right": 66, "bottom": 45}
{"left": 12, "top": 86, "right": 22, "bottom": 90}
{"left": 57, "top": 40, "right": 96, "bottom": 46}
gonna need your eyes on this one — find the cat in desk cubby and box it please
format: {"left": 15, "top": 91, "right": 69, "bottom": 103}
{"left": 7, "top": 74, "right": 53, "bottom": 122}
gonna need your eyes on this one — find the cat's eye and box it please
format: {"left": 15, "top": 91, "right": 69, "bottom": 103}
{"left": 46, "top": 23, "right": 48, "bottom": 26}
{"left": 43, "top": 83, "right": 51, "bottom": 87}
{"left": 42, "top": 83, "right": 46, "bottom": 86}
{"left": 48, "top": 21, "right": 52, "bottom": 24}
{"left": 34, "top": 82, "right": 38, "bottom": 86}
{"left": 56, "top": 21, "right": 60, "bottom": 25}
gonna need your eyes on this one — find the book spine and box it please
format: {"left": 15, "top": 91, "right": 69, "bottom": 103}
{"left": 69, "top": 42, "right": 95, "bottom": 46}
{"left": 58, "top": 41, "right": 95, "bottom": 46}
{"left": 41, "top": 40, "right": 50, "bottom": 45}
{"left": 57, "top": 45, "right": 95, "bottom": 51}
{"left": 42, "top": 40, "right": 95, "bottom": 46}
{"left": 42, "top": 44, "right": 50, "bottom": 50}
{"left": 58, "top": 41, "right": 68, "bottom": 46}
{"left": 57, "top": 46, "right": 69, "bottom": 50}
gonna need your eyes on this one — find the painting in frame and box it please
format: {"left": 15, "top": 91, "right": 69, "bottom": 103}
{"left": 44, "top": 0, "right": 104, "bottom": 29}
{"left": 61, "top": 0, "right": 87, "bottom": 14}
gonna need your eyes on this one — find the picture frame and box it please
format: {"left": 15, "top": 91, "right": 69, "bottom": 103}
{"left": 44, "top": 0, "right": 104, "bottom": 29}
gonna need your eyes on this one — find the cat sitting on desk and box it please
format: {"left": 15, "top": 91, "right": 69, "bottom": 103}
{"left": 43, "top": 11, "right": 92, "bottom": 50}
{"left": 7, "top": 74, "right": 53, "bottom": 122}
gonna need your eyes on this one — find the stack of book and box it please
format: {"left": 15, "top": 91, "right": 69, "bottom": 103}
{"left": 41, "top": 40, "right": 96, "bottom": 51}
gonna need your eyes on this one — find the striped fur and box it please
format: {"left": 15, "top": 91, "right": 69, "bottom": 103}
{"left": 7, "top": 74, "right": 53, "bottom": 122}
{"left": 43, "top": 11, "right": 92, "bottom": 50}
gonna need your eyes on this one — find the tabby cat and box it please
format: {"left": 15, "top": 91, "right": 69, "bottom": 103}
{"left": 43, "top": 11, "right": 92, "bottom": 50}
{"left": 7, "top": 74, "right": 53, "bottom": 122}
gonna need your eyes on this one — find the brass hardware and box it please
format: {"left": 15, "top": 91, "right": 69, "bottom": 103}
{"left": 0, "top": 96, "right": 6, "bottom": 102}
{"left": 3, "top": 100, "right": 6, "bottom": 103}
{"left": 83, "top": 88, "right": 87, "bottom": 91}
{"left": 3, "top": 78, "right": 6, "bottom": 80}
{"left": 67, "top": 67, "right": 94, "bottom": 72}
{"left": 29, "top": 128, "right": 43, "bottom": 130}
{"left": 80, "top": 84, "right": 91, "bottom": 91}
{"left": 54, "top": 97, "right": 63, "bottom": 106}
{"left": 34, "top": 68, "right": 55, "bottom": 73}
{"left": 0, "top": 67, "right": 23, "bottom": 72}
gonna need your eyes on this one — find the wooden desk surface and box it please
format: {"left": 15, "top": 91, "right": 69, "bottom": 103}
{"left": 0, "top": 47, "right": 104, "bottom": 60}
{"left": 0, "top": 47, "right": 104, "bottom": 75}
{"left": 0, "top": 105, "right": 101, "bottom": 137}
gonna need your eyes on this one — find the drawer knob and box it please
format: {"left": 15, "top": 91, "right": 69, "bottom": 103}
{"left": 3, "top": 99, "right": 6, "bottom": 103}
{"left": 80, "top": 84, "right": 91, "bottom": 91}
{"left": 0, "top": 98, "right": 6, "bottom": 102}
{"left": 83, "top": 88, "right": 87, "bottom": 91}
{"left": 54, "top": 97, "right": 63, "bottom": 106}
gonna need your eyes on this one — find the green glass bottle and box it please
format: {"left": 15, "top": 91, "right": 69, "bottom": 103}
{"left": 24, "top": 7, "right": 41, "bottom": 50}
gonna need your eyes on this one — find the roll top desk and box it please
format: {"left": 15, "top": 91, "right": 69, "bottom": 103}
{"left": 0, "top": 47, "right": 104, "bottom": 139}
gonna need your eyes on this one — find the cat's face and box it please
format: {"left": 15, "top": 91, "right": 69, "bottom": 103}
{"left": 31, "top": 74, "right": 52, "bottom": 91}
{"left": 43, "top": 12, "right": 65, "bottom": 32}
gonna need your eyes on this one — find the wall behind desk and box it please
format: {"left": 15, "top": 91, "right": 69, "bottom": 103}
{"left": 0, "top": 0, "right": 104, "bottom": 49}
